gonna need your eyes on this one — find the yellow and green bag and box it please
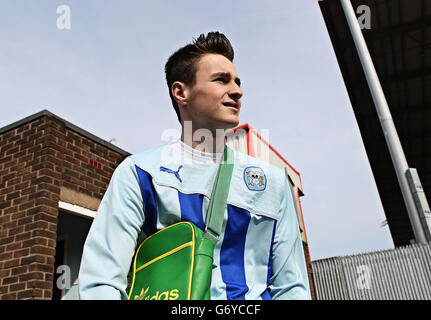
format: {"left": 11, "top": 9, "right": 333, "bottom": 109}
{"left": 127, "top": 146, "right": 234, "bottom": 300}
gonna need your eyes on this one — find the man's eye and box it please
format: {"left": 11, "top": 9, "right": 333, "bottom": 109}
{"left": 215, "top": 77, "right": 227, "bottom": 82}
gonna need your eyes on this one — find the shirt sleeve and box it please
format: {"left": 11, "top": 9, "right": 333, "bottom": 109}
{"left": 268, "top": 178, "right": 311, "bottom": 300}
{"left": 78, "top": 157, "right": 145, "bottom": 300}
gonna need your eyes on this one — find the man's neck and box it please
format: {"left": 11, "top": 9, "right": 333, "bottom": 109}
{"left": 180, "top": 127, "right": 226, "bottom": 154}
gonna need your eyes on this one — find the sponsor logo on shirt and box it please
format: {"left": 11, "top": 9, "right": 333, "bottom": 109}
{"left": 160, "top": 165, "right": 183, "bottom": 183}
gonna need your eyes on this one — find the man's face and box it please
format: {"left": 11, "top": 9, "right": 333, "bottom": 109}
{"left": 183, "top": 53, "right": 243, "bottom": 131}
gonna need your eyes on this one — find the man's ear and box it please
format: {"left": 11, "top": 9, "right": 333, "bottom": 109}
{"left": 172, "top": 81, "right": 188, "bottom": 106}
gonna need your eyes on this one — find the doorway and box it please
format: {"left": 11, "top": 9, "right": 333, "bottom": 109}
{"left": 53, "top": 210, "right": 93, "bottom": 299}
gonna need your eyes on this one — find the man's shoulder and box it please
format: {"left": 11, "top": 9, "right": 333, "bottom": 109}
{"left": 129, "top": 144, "right": 167, "bottom": 162}
{"left": 110, "top": 143, "right": 170, "bottom": 178}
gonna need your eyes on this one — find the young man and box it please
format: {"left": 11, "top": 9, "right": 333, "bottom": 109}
{"left": 78, "top": 32, "right": 311, "bottom": 300}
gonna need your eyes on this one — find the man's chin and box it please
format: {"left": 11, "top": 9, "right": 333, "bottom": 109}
{"left": 218, "top": 117, "right": 240, "bottom": 130}
{"left": 223, "top": 122, "right": 239, "bottom": 130}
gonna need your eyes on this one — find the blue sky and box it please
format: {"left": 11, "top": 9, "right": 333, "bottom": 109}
{"left": 0, "top": 0, "right": 394, "bottom": 260}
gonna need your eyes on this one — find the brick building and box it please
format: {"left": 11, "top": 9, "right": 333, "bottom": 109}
{"left": 0, "top": 110, "right": 315, "bottom": 300}
{"left": 0, "top": 110, "right": 128, "bottom": 299}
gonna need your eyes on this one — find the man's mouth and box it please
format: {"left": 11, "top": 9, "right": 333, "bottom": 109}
{"left": 222, "top": 102, "right": 239, "bottom": 109}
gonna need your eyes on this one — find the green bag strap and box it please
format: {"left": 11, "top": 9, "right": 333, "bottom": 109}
{"left": 204, "top": 145, "right": 234, "bottom": 244}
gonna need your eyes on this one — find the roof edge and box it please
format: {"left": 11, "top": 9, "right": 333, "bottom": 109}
{"left": 0, "top": 109, "right": 130, "bottom": 156}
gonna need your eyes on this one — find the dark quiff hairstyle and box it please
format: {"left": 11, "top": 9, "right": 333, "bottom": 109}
{"left": 165, "top": 31, "right": 235, "bottom": 123}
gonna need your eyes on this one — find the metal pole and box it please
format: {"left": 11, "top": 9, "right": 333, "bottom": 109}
{"left": 340, "top": 0, "right": 428, "bottom": 243}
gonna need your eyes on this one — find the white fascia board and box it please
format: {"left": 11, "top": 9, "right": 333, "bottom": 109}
{"left": 58, "top": 201, "right": 97, "bottom": 219}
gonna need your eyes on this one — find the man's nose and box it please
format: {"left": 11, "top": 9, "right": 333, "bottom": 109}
{"left": 228, "top": 82, "right": 243, "bottom": 101}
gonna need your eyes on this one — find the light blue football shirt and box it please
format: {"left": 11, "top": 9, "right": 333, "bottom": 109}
{"left": 78, "top": 140, "right": 311, "bottom": 300}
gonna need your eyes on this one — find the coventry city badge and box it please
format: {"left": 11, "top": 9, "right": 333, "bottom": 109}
{"left": 243, "top": 167, "right": 266, "bottom": 191}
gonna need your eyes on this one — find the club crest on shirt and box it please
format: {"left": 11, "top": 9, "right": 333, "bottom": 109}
{"left": 243, "top": 167, "right": 266, "bottom": 191}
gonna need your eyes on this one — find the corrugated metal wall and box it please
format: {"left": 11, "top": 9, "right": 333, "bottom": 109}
{"left": 311, "top": 243, "right": 431, "bottom": 300}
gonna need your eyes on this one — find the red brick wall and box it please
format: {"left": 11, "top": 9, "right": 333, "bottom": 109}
{"left": 0, "top": 114, "right": 127, "bottom": 299}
